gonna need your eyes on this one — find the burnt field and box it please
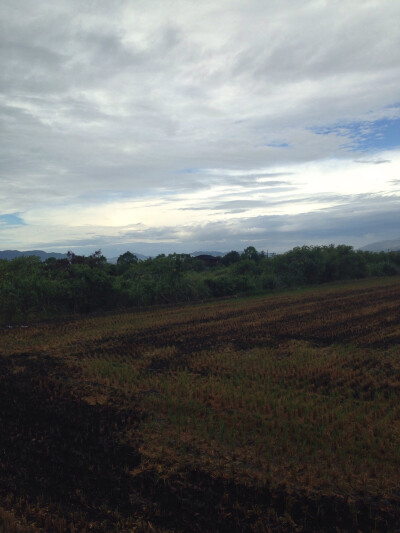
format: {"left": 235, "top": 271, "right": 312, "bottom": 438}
{"left": 1, "top": 277, "right": 400, "bottom": 532}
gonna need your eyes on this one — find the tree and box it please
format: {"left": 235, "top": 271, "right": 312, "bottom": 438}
{"left": 242, "top": 246, "right": 261, "bottom": 262}
{"left": 116, "top": 251, "right": 138, "bottom": 274}
{"left": 117, "top": 251, "right": 138, "bottom": 266}
{"left": 87, "top": 250, "right": 107, "bottom": 269}
{"left": 221, "top": 250, "right": 241, "bottom": 266}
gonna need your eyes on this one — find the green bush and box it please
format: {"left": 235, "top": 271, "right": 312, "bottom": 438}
{"left": 0, "top": 246, "right": 398, "bottom": 323}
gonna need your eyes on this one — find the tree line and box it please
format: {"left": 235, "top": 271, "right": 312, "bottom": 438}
{"left": 1, "top": 245, "right": 399, "bottom": 323}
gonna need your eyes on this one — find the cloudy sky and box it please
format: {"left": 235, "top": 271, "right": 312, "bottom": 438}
{"left": 1, "top": 0, "right": 400, "bottom": 257}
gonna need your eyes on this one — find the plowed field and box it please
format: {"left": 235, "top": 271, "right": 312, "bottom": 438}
{"left": 1, "top": 277, "right": 400, "bottom": 532}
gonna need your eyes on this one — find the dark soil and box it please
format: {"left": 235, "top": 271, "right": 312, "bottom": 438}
{"left": 1, "top": 281, "right": 400, "bottom": 531}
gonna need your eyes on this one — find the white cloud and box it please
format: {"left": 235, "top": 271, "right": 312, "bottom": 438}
{"left": 1, "top": 0, "right": 400, "bottom": 253}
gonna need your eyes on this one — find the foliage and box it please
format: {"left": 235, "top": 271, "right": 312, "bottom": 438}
{"left": 0, "top": 244, "right": 399, "bottom": 323}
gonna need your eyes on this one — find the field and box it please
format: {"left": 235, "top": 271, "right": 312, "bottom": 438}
{"left": 1, "top": 277, "right": 400, "bottom": 532}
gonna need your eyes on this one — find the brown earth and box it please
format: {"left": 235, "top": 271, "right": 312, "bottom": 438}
{"left": 1, "top": 278, "right": 400, "bottom": 531}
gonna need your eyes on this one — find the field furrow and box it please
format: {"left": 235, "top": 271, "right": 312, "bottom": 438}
{"left": 1, "top": 277, "right": 400, "bottom": 531}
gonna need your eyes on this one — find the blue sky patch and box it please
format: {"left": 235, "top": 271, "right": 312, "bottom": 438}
{"left": 0, "top": 213, "right": 26, "bottom": 226}
{"left": 312, "top": 116, "right": 400, "bottom": 153}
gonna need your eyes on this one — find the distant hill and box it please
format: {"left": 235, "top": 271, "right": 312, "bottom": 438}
{"left": 191, "top": 251, "right": 225, "bottom": 257}
{"left": 0, "top": 250, "right": 68, "bottom": 261}
{"left": 360, "top": 239, "right": 400, "bottom": 252}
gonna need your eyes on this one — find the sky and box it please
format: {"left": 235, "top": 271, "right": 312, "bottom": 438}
{"left": 1, "top": 0, "right": 400, "bottom": 257}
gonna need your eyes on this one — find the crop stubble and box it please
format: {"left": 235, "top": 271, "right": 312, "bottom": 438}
{"left": 1, "top": 277, "right": 400, "bottom": 531}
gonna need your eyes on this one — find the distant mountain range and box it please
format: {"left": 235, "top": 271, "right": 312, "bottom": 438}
{"left": 108, "top": 251, "right": 225, "bottom": 263}
{"left": 0, "top": 249, "right": 227, "bottom": 263}
{"left": 360, "top": 239, "right": 400, "bottom": 252}
{"left": 1, "top": 243, "right": 397, "bottom": 263}
{"left": 0, "top": 250, "right": 68, "bottom": 261}
{"left": 191, "top": 251, "right": 225, "bottom": 257}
